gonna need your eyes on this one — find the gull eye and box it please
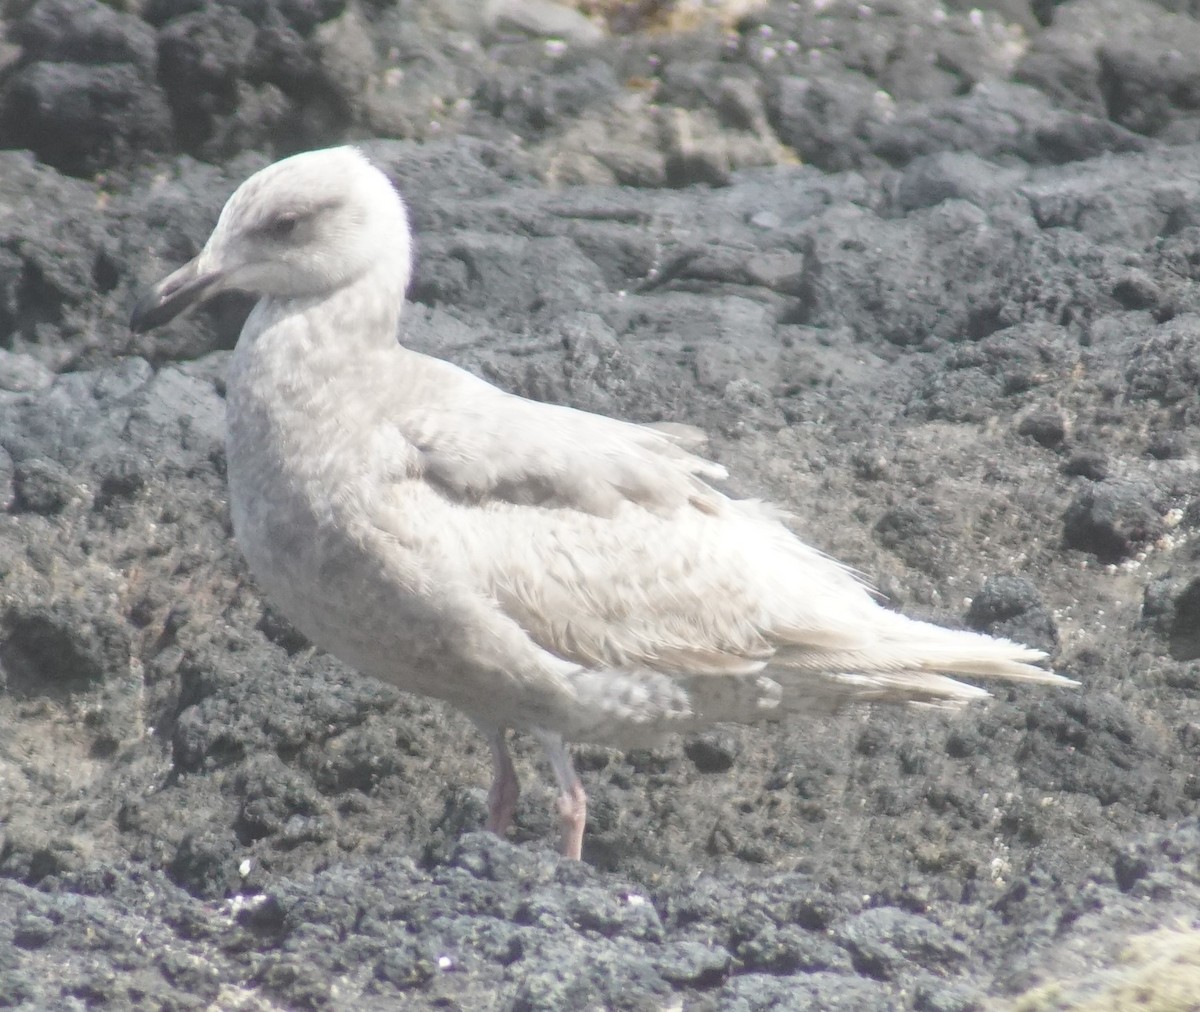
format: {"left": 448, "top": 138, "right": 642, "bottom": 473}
{"left": 257, "top": 211, "right": 302, "bottom": 241}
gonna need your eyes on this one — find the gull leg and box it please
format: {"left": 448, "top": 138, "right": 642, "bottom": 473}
{"left": 482, "top": 726, "right": 519, "bottom": 837}
{"left": 534, "top": 729, "right": 586, "bottom": 860}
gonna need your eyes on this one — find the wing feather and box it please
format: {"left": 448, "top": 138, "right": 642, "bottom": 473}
{"left": 395, "top": 354, "right": 726, "bottom": 516}
{"left": 369, "top": 354, "right": 1072, "bottom": 744}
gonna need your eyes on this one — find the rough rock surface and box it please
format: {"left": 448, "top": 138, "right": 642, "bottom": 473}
{"left": 1, "top": 0, "right": 1199, "bottom": 1008}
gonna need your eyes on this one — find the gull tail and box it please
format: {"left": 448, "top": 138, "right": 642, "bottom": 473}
{"left": 775, "top": 617, "right": 1077, "bottom": 710}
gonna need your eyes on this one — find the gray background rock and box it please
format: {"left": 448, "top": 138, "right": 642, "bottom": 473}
{"left": 1, "top": 0, "right": 1199, "bottom": 1007}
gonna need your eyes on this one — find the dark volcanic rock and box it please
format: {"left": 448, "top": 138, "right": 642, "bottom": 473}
{"left": 0, "top": 0, "right": 171, "bottom": 176}
{"left": 965, "top": 574, "right": 1060, "bottom": 653}
{"left": 1063, "top": 478, "right": 1166, "bottom": 563}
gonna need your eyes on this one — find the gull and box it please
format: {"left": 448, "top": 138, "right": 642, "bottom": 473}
{"left": 131, "top": 147, "right": 1076, "bottom": 860}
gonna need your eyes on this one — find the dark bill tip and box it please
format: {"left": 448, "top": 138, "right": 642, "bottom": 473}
{"left": 130, "top": 259, "right": 220, "bottom": 333}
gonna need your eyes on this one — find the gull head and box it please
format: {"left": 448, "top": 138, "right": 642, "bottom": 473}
{"left": 131, "top": 147, "right": 411, "bottom": 333}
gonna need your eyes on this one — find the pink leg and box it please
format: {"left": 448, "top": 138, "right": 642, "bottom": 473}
{"left": 484, "top": 728, "right": 519, "bottom": 837}
{"left": 555, "top": 779, "right": 587, "bottom": 862}
{"left": 535, "top": 730, "right": 587, "bottom": 860}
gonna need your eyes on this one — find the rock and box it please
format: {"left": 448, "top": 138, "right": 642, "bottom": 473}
{"left": 484, "top": 0, "right": 604, "bottom": 45}
{"left": 0, "top": 0, "right": 170, "bottom": 176}
{"left": 1063, "top": 479, "right": 1164, "bottom": 563}
{"left": 966, "top": 574, "right": 1060, "bottom": 654}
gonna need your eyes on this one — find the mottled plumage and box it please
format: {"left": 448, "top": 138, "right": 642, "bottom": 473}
{"left": 131, "top": 147, "right": 1076, "bottom": 859}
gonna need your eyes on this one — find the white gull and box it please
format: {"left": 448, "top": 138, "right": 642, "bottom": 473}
{"left": 131, "top": 147, "right": 1076, "bottom": 860}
